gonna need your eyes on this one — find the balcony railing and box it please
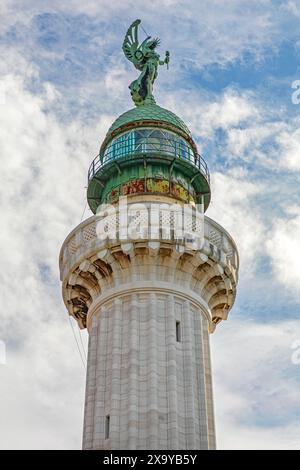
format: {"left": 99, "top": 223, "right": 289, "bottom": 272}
{"left": 88, "top": 136, "right": 210, "bottom": 184}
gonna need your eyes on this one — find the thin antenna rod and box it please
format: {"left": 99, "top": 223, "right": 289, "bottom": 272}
{"left": 79, "top": 328, "right": 88, "bottom": 361}
{"left": 68, "top": 316, "right": 86, "bottom": 371}
{"left": 80, "top": 200, "right": 88, "bottom": 223}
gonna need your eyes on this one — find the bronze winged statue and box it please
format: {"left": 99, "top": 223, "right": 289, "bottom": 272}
{"left": 122, "top": 19, "right": 170, "bottom": 106}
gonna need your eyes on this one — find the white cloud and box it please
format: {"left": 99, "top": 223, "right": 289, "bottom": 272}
{"left": 169, "top": 87, "right": 300, "bottom": 178}
{"left": 207, "top": 169, "right": 266, "bottom": 275}
{"left": 195, "top": 90, "right": 258, "bottom": 140}
{"left": 163, "top": 88, "right": 259, "bottom": 144}
{"left": 282, "top": 0, "right": 300, "bottom": 18}
{"left": 0, "top": 65, "right": 94, "bottom": 449}
{"left": 1, "top": 321, "right": 87, "bottom": 449}
{"left": 276, "top": 123, "right": 300, "bottom": 171}
{"left": 266, "top": 207, "right": 300, "bottom": 297}
{"left": 0, "top": 0, "right": 294, "bottom": 70}
{"left": 211, "top": 319, "right": 300, "bottom": 450}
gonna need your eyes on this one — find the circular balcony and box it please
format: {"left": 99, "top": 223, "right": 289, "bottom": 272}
{"left": 87, "top": 128, "right": 211, "bottom": 213}
{"left": 88, "top": 129, "right": 210, "bottom": 183}
{"left": 59, "top": 208, "right": 239, "bottom": 330}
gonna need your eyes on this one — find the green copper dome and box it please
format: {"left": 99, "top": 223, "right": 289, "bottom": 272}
{"left": 107, "top": 104, "right": 191, "bottom": 137}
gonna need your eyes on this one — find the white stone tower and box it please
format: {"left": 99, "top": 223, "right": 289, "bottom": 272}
{"left": 59, "top": 22, "right": 239, "bottom": 451}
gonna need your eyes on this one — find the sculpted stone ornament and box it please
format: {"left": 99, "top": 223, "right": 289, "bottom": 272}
{"left": 122, "top": 19, "right": 170, "bottom": 106}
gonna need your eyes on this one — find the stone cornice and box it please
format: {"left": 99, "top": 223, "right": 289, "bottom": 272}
{"left": 60, "top": 201, "right": 238, "bottom": 332}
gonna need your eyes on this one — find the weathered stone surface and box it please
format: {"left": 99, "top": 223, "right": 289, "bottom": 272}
{"left": 82, "top": 293, "right": 215, "bottom": 450}
{"left": 59, "top": 195, "right": 239, "bottom": 450}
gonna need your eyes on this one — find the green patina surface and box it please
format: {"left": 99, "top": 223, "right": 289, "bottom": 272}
{"left": 87, "top": 20, "right": 211, "bottom": 214}
{"left": 87, "top": 154, "right": 210, "bottom": 213}
{"left": 100, "top": 163, "right": 193, "bottom": 201}
{"left": 107, "top": 104, "right": 191, "bottom": 137}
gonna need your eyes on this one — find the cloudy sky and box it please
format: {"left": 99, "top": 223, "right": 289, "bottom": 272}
{"left": 0, "top": 0, "right": 300, "bottom": 450}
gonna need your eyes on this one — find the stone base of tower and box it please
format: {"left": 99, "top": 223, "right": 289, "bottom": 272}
{"left": 83, "top": 290, "right": 215, "bottom": 450}
{"left": 59, "top": 196, "right": 238, "bottom": 450}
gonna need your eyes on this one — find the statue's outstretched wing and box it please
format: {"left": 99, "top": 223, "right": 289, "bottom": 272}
{"left": 122, "top": 19, "right": 145, "bottom": 71}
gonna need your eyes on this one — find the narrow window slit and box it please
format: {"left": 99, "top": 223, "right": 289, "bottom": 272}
{"left": 176, "top": 321, "right": 181, "bottom": 342}
{"left": 105, "top": 415, "right": 110, "bottom": 439}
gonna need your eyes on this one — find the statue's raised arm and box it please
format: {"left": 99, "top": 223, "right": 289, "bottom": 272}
{"left": 122, "top": 19, "right": 170, "bottom": 106}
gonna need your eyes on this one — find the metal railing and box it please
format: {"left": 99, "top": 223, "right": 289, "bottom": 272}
{"left": 88, "top": 136, "right": 210, "bottom": 183}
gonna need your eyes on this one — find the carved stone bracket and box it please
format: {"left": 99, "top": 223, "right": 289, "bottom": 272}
{"left": 60, "top": 203, "right": 238, "bottom": 332}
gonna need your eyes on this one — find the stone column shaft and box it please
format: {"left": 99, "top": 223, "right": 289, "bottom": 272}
{"left": 83, "top": 289, "right": 215, "bottom": 450}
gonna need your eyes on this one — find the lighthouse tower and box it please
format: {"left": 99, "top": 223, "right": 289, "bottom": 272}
{"left": 59, "top": 20, "right": 239, "bottom": 450}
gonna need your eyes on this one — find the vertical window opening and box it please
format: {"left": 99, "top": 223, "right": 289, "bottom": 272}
{"left": 176, "top": 321, "right": 181, "bottom": 342}
{"left": 105, "top": 415, "right": 110, "bottom": 439}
